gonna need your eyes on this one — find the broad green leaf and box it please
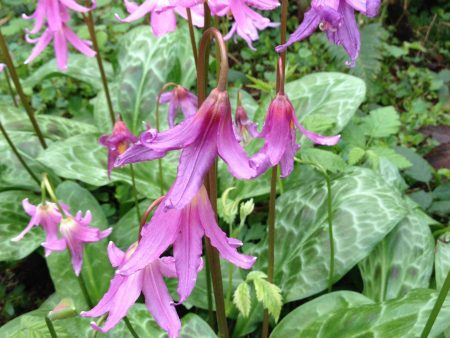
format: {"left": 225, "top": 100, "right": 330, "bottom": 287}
{"left": 301, "top": 148, "right": 346, "bottom": 173}
{"left": 23, "top": 54, "right": 113, "bottom": 92}
{"left": 0, "top": 191, "right": 42, "bottom": 261}
{"left": 370, "top": 146, "right": 412, "bottom": 169}
{"left": 252, "top": 277, "right": 282, "bottom": 322}
{"left": 234, "top": 282, "right": 251, "bottom": 318}
{"left": 46, "top": 181, "right": 113, "bottom": 309}
{"left": 272, "top": 289, "right": 450, "bottom": 338}
{"left": 180, "top": 313, "right": 217, "bottom": 338}
{"left": 116, "top": 26, "right": 196, "bottom": 133}
{"left": 395, "top": 146, "right": 433, "bottom": 183}
{"left": 252, "top": 167, "right": 407, "bottom": 302}
{"left": 435, "top": 234, "right": 450, "bottom": 290}
{"left": 348, "top": 146, "right": 366, "bottom": 165}
{"left": 37, "top": 133, "right": 176, "bottom": 198}
{"left": 363, "top": 106, "right": 400, "bottom": 138}
{"left": 359, "top": 209, "right": 434, "bottom": 301}
{"left": 271, "top": 291, "right": 373, "bottom": 338}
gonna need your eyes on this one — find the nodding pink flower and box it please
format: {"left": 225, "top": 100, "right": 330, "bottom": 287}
{"left": 117, "top": 0, "right": 204, "bottom": 37}
{"left": 99, "top": 119, "right": 137, "bottom": 178}
{"left": 116, "top": 185, "right": 256, "bottom": 304}
{"left": 43, "top": 211, "right": 112, "bottom": 276}
{"left": 276, "top": 0, "right": 381, "bottom": 67}
{"left": 250, "top": 93, "right": 340, "bottom": 177}
{"left": 81, "top": 242, "right": 181, "bottom": 337}
{"left": 12, "top": 199, "right": 68, "bottom": 256}
{"left": 160, "top": 86, "right": 198, "bottom": 128}
{"left": 234, "top": 105, "right": 259, "bottom": 145}
{"left": 22, "top": 0, "right": 95, "bottom": 35}
{"left": 210, "top": 0, "right": 279, "bottom": 50}
{"left": 115, "top": 89, "right": 256, "bottom": 209}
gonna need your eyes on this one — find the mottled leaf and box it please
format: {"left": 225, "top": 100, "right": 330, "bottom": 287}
{"left": 395, "top": 146, "right": 433, "bottom": 183}
{"left": 180, "top": 313, "right": 217, "bottom": 338}
{"left": 436, "top": 234, "right": 450, "bottom": 290}
{"left": 301, "top": 148, "right": 346, "bottom": 173}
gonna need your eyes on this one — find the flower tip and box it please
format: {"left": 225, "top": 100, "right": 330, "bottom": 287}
{"left": 275, "top": 44, "right": 286, "bottom": 54}
{"left": 10, "top": 237, "right": 20, "bottom": 242}
{"left": 114, "top": 13, "right": 126, "bottom": 23}
{"left": 79, "top": 311, "right": 87, "bottom": 316}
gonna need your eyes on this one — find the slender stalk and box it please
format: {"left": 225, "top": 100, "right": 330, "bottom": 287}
{"left": 0, "top": 122, "right": 40, "bottom": 184}
{"left": 77, "top": 273, "right": 93, "bottom": 308}
{"left": 420, "top": 270, "right": 450, "bottom": 338}
{"left": 83, "top": 2, "right": 115, "bottom": 125}
{"left": 325, "top": 174, "right": 334, "bottom": 292}
{"left": 186, "top": 9, "right": 199, "bottom": 69}
{"left": 129, "top": 164, "right": 141, "bottom": 223}
{"left": 42, "top": 174, "right": 65, "bottom": 215}
{"left": 138, "top": 196, "right": 165, "bottom": 240}
{"left": 3, "top": 67, "right": 18, "bottom": 107}
{"left": 0, "top": 30, "right": 47, "bottom": 148}
{"left": 45, "top": 317, "right": 58, "bottom": 338}
{"left": 123, "top": 316, "right": 140, "bottom": 338}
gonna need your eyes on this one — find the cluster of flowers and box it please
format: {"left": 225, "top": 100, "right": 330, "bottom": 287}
{"left": 22, "top": 0, "right": 381, "bottom": 69}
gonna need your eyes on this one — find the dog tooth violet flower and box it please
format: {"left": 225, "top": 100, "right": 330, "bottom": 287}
{"left": 81, "top": 242, "right": 181, "bottom": 337}
{"left": 250, "top": 93, "right": 341, "bottom": 177}
{"left": 12, "top": 199, "right": 67, "bottom": 256}
{"left": 276, "top": 0, "right": 381, "bottom": 66}
{"left": 160, "top": 86, "right": 198, "bottom": 128}
{"left": 43, "top": 210, "right": 112, "bottom": 275}
{"left": 234, "top": 105, "right": 259, "bottom": 144}
{"left": 117, "top": 185, "right": 256, "bottom": 303}
{"left": 99, "top": 119, "right": 137, "bottom": 178}
{"left": 116, "top": 88, "right": 256, "bottom": 209}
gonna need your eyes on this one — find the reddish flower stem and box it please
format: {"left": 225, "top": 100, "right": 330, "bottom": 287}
{"left": 138, "top": 196, "right": 165, "bottom": 241}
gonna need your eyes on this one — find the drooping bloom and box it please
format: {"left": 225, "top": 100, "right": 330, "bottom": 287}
{"left": 160, "top": 86, "right": 198, "bottom": 128}
{"left": 210, "top": 0, "right": 279, "bottom": 50}
{"left": 117, "top": 0, "right": 204, "bottom": 37}
{"left": 117, "top": 185, "right": 256, "bottom": 304}
{"left": 81, "top": 242, "right": 181, "bottom": 337}
{"left": 12, "top": 199, "right": 67, "bottom": 256}
{"left": 276, "top": 0, "right": 381, "bottom": 66}
{"left": 23, "top": 0, "right": 96, "bottom": 70}
{"left": 116, "top": 88, "right": 256, "bottom": 209}
{"left": 250, "top": 93, "right": 341, "bottom": 177}
{"left": 43, "top": 210, "right": 112, "bottom": 275}
{"left": 99, "top": 119, "right": 137, "bottom": 178}
{"left": 234, "top": 105, "right": 259, "bottom": 145}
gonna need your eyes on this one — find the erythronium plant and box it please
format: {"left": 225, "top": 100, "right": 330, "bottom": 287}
{"left": 159, "top": 85, "right": 198, "bottom": 128}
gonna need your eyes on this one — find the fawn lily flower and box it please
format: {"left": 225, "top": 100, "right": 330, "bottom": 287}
{"left": 99, "top": 119, "right": 137, "bottom": 178}
{"left": 116, "top": 88, "right": 256, "bottom": 209}
{"left": 81, "top": 242, "right": 180, "bottom": 337}
{"left": 234, "top": 105, "right": 259, "bottom": 144}
{"left": 43, "top": 211, "right": 112, "bottom": 275}
{"left": 276, "top": 0, "right": 381, "bottom": 66}
{"left": 12, "top": 199, "right": 67, "bottom": 256}
{"left": 160, "top": 86, "right": 198, "bottom": 128}
{"left": 250, "top": 93, "right": 340, "bottom": 177}
{"left": 117, "top": 185, "right": 256, "bottom": 303}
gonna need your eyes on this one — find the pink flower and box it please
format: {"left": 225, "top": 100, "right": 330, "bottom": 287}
{"left": 250, "top": 93, "right": 341, "bottom": 177}
{"left": 116, "top": 185, "right": 256, "bottom": 303}
{"left": 0, "top": 63, "right": 5, "bottom": 72}
{"left": 99, "top": 119, "right": 137, "bottom": 178}
{"left": 234, "top": 105, "right": 259, "bottom": 144}
{"left": 276, "top": 0, "right": 381, "bottom": 66}
{"left": 12, "top": 199, "right": 67, "bottom": 256}
{"left": 160, "top": 85, "right": 198, "bottom": 128}
{"left": 117, "top": 0, "right": 204, "bottom": 37}
{"left": 81, "top": 242, "right": 181, "bottom": 337}
{"left": 115, "top": 88, "right": 256, "bottom": 209}
{"left": 43, "top": 211, "right": 112, "bottom": 275}
{"left": 210, "top": 0, "right": 279, "bottom": 50}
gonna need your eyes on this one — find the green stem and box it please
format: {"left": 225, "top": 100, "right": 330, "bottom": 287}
{"left": 83, "top": 3, "right": 115, "bottom": 125}
{"left": 77, "top": 273, "right": 93, "bottom": 308}
{"left": 45, "top": 317, "right": 58, "bottom": 338}
{"left": 0, "top": 122, "right": 40, "bottom": 185}
{"left": 420, "top": 270, "right": 450, "bottom": 338}
{"left": 42, "top": 174, "right": 65, "bottom": 215}
{"left": 0, "top": 30, "right": 47, "bottom": 148}
{"left": 129, "top": 164, "right": 141, "bottom": 223}
{"left": 123, "top": 316, "right": 140, "bottom": 338}
{"left": 325, "top": 174, "right": 334, "bottom": 293}
{"left": 3, "top": 67, "right": 18, "bottom": 107}
{"left": 262, "top": 166, "right": 278, "bottom": 338}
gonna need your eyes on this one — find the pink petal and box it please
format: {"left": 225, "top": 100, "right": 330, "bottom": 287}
{"left": 115, "top": 0, "right": 157, "bottom": 22}
{"left": 151, "top": 10, "right": 177, "bottom": 37}
{"left": 158, "top": 256, "right": 177, "bottom": 278}
{"left": 293, "top": 116, "right": 341, "bottom": 146}
{"left": 63, "top": 26, "right": 96, "bottom": 57}
{"left": 42, "top": 239, "right": 67, "bottom": 257}
{"left": 197, "top": 186, "right": 256, "bottom": 269}
{"left": 173, "top": 205, "right": 204, "bottom": 303}
{"left": 11, "top": 216, "right": 39, "bottom": 242}
{"left": 279, "top": 127, "right": 299, "bottom": 177}
{"left": 107, "top": 241, "right": 126, "bottom": 267}
{"left": 59, "top": 0, "right": 92, "bottom": 12}
{"left": 142, "top": 263, "right": 181, "bottom": 338}
{"left": 47, "top": 0, "right": 63, "bottom": 32}
{"left": 115, "top": 142, "right": 166, "bottom": 167}
{"left": 159, "top": 91, "right": 173, "bottom": 104}
{"left": 22, "top": 198, "right": 37, "bottom": 216}
{"left": 24, "top": 29, "right": 53, "bottom": 65}
{"left": 54, "top": 29, "right": 69, "bottom": 71}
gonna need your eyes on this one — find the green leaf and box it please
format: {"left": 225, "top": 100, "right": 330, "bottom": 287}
{"left": 370, "top": 146, "right": 412, "bottom": 169}
{"left": 271, "top": 289, "right": 450, "bottom": 338}
{"left": 233, "top": 282, "right": 252, "bottom": 318}
{"left": 23, "top": 55, "right": 114, "bottom": 92}
{"left": 363, "top": 106, "right": 400, "bottom": 138}
{"left": 0, "top": 191, "right": 42, "bottom": 261}
{"left": 301, "top": 148, "right": 346, "bottom": 173}
{"left": 37, "top": 133, "right": 176, "bottom": 198}
{"left": 395, "top": 146, "right": 434, "bottom": 182}
{"left": 435, "top": 234, "right": 450, "bottom": 290}
{"left": 252, "top": 167, "right": 407, "bottom": 302}
{"left": 348, "top": 146, "right": 366, "bottom": 165}
{"left": 252, "top": 277, "right": 283, "bottom": 322}
{"left": 180, "top": 313, "right": 218, "bottom": 338}
{"left": 46, "top": 181, "right": 113, "bottom": 309}
{"left": 358, "top": 209, "right": 434, "bottom": 301}
{"left": 271, "top": 291, "right": 373, "bottom": 338}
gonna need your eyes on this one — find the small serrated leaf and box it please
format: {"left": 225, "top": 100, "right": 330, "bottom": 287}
{"left": 251, "top": 278, "right": 283, "bottom": 322}
{"left": 363, "top": 107, "right": 400, "bottom": 138}
{"left": 348, "top": 147, "right": 366, "bottom": 165}
{"left": 233, "top": 282, "right": 251, "bottom": 318}
{"left": 246, "top": 271, "right": 267, "bottom": 281}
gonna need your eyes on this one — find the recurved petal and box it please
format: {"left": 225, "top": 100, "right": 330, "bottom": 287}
{"left": 42, "top": 239, "right": 67, "bottom": 256}
{"left": 107, "top": 241, "right": 126, "bottom": 267}
{"left": 115, "top": 142, "right": 166, "bottom": 167}
{"left": 59, "top": 0, "right": 93, "bottom": 12}
{"left": 22, "top": 198, "right": 37, "bottom": 216}
{"left": 64, "top": 26, "right": 96, "bottom": 57}
{"left": 158, "top": 257, "right": 177, "bottom": 278}
{"left": 11, "top": 216, "right": 39, "bottom": 242}
{"left": 151, "top": 10, "right": 177, "bottom": 37}
{"left": 54, "top": 30, "right": 69, "bottom": 71}
{"left": 293, "top": 115, "right": 341, "bottom": 145}
{"left": 24, "top": 30, "right": 53, "bottom": 65}
{"left": 346, "top": 0, "right": 381, "bottom": 16}
{"left": 115, "top": 0, "right": 157, "bottom": 22}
